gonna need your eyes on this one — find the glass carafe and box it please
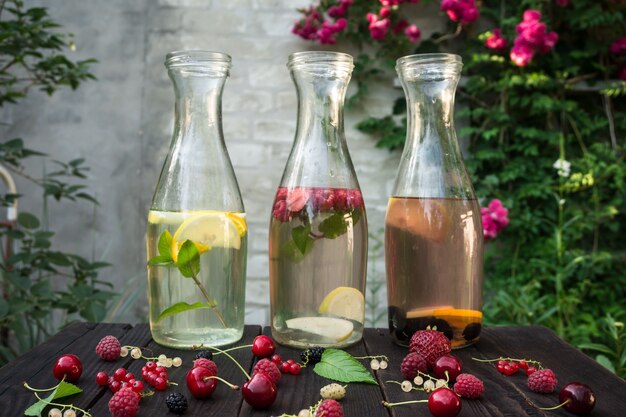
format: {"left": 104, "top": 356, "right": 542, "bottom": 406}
{"left": 146, "top": 51, "right": 247, "bottom": 348}
{"left": 386, "top": 54, "right": 483, "bottom": 348}
{"left": 269, "top": 52, "right": 367, "bottom": 348}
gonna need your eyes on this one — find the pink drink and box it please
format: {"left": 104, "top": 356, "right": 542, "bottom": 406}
{"left": 269, "top": 186, "right": 367, "bottom": 348}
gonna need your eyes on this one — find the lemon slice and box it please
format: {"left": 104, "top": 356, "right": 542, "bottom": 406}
{"left": 226, "top": 212, "right": 247, "bottom": 237}
{"left": 285, "top": 317, "right": 354, "bottom": 342}
{"left": 319, "top": 287, "right": 365, "bottom": 322}
{"left": 171, "top": 212, "right": 242, "bottom": 262}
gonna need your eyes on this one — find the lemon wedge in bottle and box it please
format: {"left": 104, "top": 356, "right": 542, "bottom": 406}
{"left": 285, "top": 317, "right": 354, "bottom": 342}
{"left": 319, "top": 287, "right": 365, "bottom": 322}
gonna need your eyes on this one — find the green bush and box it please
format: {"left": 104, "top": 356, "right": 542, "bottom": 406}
{"left": 293, "top": 0, "right": 626, "bottom": 376}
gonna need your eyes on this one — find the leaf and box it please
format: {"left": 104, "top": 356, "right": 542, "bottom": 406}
{"left": 176, "top": 240, "right": 200, "bottom": 278}
{"left": 318, "top": 212, "right": 349, "bottom": 239}
{"left": 24, "top": 381, "right": 82, "bottom": 416}
{"left": 158, "top": 301, "right": 213, "bottom": 322}
{"left": 291, "top": 225, "right": 314, "bottom": 255}
{"left": 158, "top": 230, "right": 173, "bottom": 258}
{"left": 280, "top": 239, "right": 312, "bottom": 262}
{"left": 595, "top": 354, "right": 616, "bottom": 374}
{"left": 578, "top": 342, "right": 615, "bottom": 355}
{"left": 147, "top": 255, "right": 174, "bottom": 267}
{"left": 313, "top": 349, "right": 377, "bottom": 385}
{"left": 17, "top": 212, "right": 40, "bottom": 229}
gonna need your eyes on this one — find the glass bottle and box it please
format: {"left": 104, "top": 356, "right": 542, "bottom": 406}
{"left": 146, "top": 51, "right": 247, "bottom": 348}
{"left": 386, "top": 54, "right": 483, "bottom": 348}
{"left": 269, "top": 52, "right": 367, "bottom": 348}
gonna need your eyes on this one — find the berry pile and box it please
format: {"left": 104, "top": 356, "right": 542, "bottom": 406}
{"left": 96, "top": 368, "right": 146, "bottom": 394}
{"left": 141, "top": 362, "right": 170, "bottom": 391}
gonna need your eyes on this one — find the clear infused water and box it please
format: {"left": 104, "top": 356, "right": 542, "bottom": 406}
{"left": 147, "top": 210, "right": 247, "bottom": 348}
{"left": 385, "top": 197, "right": 483, "bottom": 348}
{"left": 269, "top": 187, "right": 367, "bottom": 348}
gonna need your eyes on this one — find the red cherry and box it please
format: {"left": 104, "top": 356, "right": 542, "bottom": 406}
{"left": 186, "top": 366, "right": 217, "bottom": 399}
{"left": 95, "top": 371, "right": 109, "bottom": 386}
{"left": 132, "top": 380, "right": 145, "bottom": 393}
{"left": 242, "top": 372, "right": 277, "bottom": 409}
{"left": 113, "top": 368, "right": 127, "bottom": 382}
{"left": 433, "top": 355, "right": 463, "bottom": 382}
{"left": 53, "top": 354, "right": 83, "bottom": 382}
{"left": 290, "top": 363, "right": 301, "bottom": 375}
{"left": 251, "top": 335, "right": 276, "bottom": 358}
{"left": 526, "top": 366, "right": 537, "bottom": 376}
{"left": 428, "top": 387, "right": 462, "bottom": 417}
{"left": 271, "top": 354, "right": 282, "bottom": 365}
{"left": 559, "top": 382, "right": 596, "bottom": 415}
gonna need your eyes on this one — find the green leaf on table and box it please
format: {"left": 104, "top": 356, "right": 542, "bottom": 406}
{"left": 318, "top": 212, "right": 349, "bottom": 239}
{"left": 291, "top": 225, "right": 314, "bottom": 255}
{"left": 313, "top": 349, "right": 377, "bottom": 384}
{"left": 177, "top": 240, "right": 200, "bottom": 278}
{"left": 24, "top": 381, "right": 82, "bottom": 416}
{"left": 158, "top": 301, "right": 213, "bottom": 322}
{"left": 147, "top": 255, "right": 174, "bottom": 267}
{"left": 158, "top": 230, "right": 173, "bottom": 258}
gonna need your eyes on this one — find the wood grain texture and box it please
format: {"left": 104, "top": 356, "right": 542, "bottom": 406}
{"left": 1, "top": 324, "right": 625, "bottom": 417}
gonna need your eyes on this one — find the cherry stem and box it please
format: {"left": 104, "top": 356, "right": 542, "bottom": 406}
{"left": 33, "top": 392, "right": 92, "bottom": 417}
{"left": 213, "top": 344, "right": 252, "bottom": 355}
{"left": 539, "top": 400, "right": 570, "bottom": 411}
{"left": 23, "top": 381, "right": 61, "bottom": 392}
{"left": 382, "top": 400, "right": 428, "bottom": 407}
{"left": 204, "top": 375, "right": 240, "bottom": 390}
{"left": 472, "top": 356, "right": 543, "bottom": 367}
{"left": 209, "top": 346, "right": 251, "bottom": 380}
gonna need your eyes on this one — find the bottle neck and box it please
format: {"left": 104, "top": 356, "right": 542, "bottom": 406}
{"left": 171, "top": 74, "right": 225, "bottom": 140}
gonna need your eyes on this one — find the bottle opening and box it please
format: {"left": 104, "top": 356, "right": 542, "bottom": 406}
{"left": 288, "top": 51, "right": 354, "bottom": 77}
{"left": 165, "top": 50, "right": 231, "bottom": 75}
{"left": 396, "top": 53, "right": 462, "bottom": 81}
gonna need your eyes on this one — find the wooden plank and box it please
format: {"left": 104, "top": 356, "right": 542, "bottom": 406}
{"left": 238, "top": 327, "right": 389, "bottom": 417}
{"left": 88, "top": 324, "right": 261, "bottom": 416}
{"left": 0, "top": 322, "right": 138, "bottom": 417}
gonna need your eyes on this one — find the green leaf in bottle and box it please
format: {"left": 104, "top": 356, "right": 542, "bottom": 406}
{"left": 292, "top": 224, "right": 315, "bottom": 255}
{"left": 157, "top": 301, "right": 215, "bottom": 322}
{"left": 176, "top": 240, "right": 201, "bottom": 278}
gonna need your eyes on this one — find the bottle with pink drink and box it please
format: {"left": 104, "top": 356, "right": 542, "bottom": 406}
{"left": 269, "top": 52, "right": 368, "bottom": 348}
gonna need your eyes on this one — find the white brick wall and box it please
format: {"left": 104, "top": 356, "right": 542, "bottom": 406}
{"left": 10, "top": 0, "right": 446, "bottom": 326}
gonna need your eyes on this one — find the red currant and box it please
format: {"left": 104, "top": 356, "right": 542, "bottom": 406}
{"left": 53, "top": 354, "right": 83, "bottom": 382}
{"left": 96, "top": 371, "right": 109, "bottom": 386}
{"left": 526, "top": 366, "right": 537, "bottom": 376}
{"left": 109, "top": 380, "right": 121, "bottom": 393}
{"left": 518, "top": 360, "right": 528, "bottom": 370}
{"left": 124, "top": 373, "right": 135, "bottom": 382}
{"left": 289, "top": 363, "right": 302, "bottom": 375}
{"left": 280, "top": 362, "right": 291, "bottom": 374}
{"left": 286, "top": 359, "right": 294, "bottom": 365}
{"left": 251, "top": 335, "right": 276, "bottom": 358}
{"left": 154, "top": 377, "right": 167, "bottom": 391}
{"left": 428, "top": 387, "right": 462, "bottom": 417}
{"left": 271, "top": 354, "right": 282, "bottom": 365}
{"left": 155, "top": 366, "right": 166, "bottom": 374}
{"left": 132, "top": 380, "right": 145, "bottom": 393}
{"left": 113, "top": 368, "right": 127, "bottom": 382}
{"left": 146, "top": 361, "right": 156, "bottom": 369}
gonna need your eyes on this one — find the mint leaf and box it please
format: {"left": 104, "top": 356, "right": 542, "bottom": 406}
{"left": 177, "top": 240, "right": 200, "bottom": 278}
{"left": 291, "top": 225, "right": 314, "bottom": 255}
{"left": 280, "top": 239, "right": 312, "bottom": 262}
{"left": 24, "top": 381, "right": 82, "bottom": 416}
{"left": 158, "top": 230, "right": 173, "bottom": 258}
{"left": 158, "top": 301, "right": 213, "bottom": 322}
{"left": 318, "top": 212, "right": 349, "bottom": 239}
{"left": 313, "top": 349, "right": 377, "bottom": 384}
{"left": 147, "top": 255, "right": 174, "bottom": 267}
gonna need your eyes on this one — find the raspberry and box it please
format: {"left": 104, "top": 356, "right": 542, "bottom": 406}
{"left": 165, "top": 392, "right": 188, "bottom": 415}
{"left": 409, "top": 330, "right": 451, "bottom": 368}
{"left": 96, "top": 335, "right": 121, "bottom": 361}
{"left": 528, "top": 368, "right": 558, "bottom": 393}
{"left": 108, "top": 387, "right": 140, "bottom": 417}
{"left": 453, "top": 373, "right": 484, "bottom": 399}
{"left": 320, "top": 383, "right": 346, "bottom": 400}
{"left": 315, "top": 399, "right": 343, "bottom": 417}
{"left": 301, "top": 347, "right": 325, "bottom": 365}
{"left": 193, "top": 358, "right": 218, "bottom": 375}
{"left": 253, "top": 358, "right": 281, "bottom": 383}
{"left": 401, "top": 352, "right": 428, "bottom": 380}
{"left": 194, "top": 350, "right": 213, "bottom": 360}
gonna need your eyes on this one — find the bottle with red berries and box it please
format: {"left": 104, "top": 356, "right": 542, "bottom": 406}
{"left": 147, "top": 51, "right": 247, "bottom": 348}
{"left": 386, "top": 54, "right": 484, "bottom": 348}
{"left": 269, "top": 51, "right": 367, "bottom": 348}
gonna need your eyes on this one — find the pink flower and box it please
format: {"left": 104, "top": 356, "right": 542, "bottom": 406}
{"left": 522, "top": 9, "right": 542, "bottom": 22}
{"left": 485, "top": 28, "right": 508, "bottom": 51}
{"left": 367, "top": 13, "right": 391, "bottom": 41}
{"left": 536, "top": 31, "right": 558, "bottom": 54}
{"left": 517, "top": 20, "right": 546, "bottom": 48}
{"left": 405, "top": 24, "right": 421, "bottom": 43}
{"left": 440, "top": 0, "right": 479, "bottom": 25}
{"left": 286, "top": 188, "right": 311, "bottom": 212}
{"left": 555, "top": 0, "right": 570, "bottom": 7}
{"left": 610, "top": 37, "right": 626, "bottom": 54}
{"left": 379, "top": 6, "right": 391, "bottom": 18}
{"left": 327, "top": 5, "right": 346, "bottom": 18}
{"left": 510, "top": 40, "right": 535, "bottom": 66}
{"left": 394, "top": 19, "right": 409, "bottom": 34}
{"left": 340, "top": 0, "right": 354, "bottom": 5}
{"left": 380, "top": 0, "right": 401, "bottom": 6}
{"left": 481, "top": 199, "right": 509, "bottom": 240}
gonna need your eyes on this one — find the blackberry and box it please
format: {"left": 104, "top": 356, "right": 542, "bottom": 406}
{"left": 194, "top": 350, "right": 213, "bottom": 360}
{"left": 300, "top": 346, "right": 325, "bottom": 365}
{"left": 165, "top": 392, "right": 188, "bottom": 415}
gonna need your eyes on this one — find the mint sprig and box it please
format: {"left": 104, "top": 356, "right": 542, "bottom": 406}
{"left": 313, "top": 349, "right": 378, "bottom": 385}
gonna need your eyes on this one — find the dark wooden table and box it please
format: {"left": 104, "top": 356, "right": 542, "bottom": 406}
{"left": 1, "top": 323, "right": 624, "bottom": 416}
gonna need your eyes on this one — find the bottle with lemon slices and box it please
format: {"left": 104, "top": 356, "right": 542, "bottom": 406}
{"left": 146, "top": 51, "right": 247, "bottom": 348}
{"left": 268, "top": 52, "right": 368, "bottom": 348}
